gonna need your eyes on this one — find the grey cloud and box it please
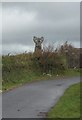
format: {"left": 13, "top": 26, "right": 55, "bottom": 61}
{"left": 2, "top": 2, "right": 80, "bottom": 54}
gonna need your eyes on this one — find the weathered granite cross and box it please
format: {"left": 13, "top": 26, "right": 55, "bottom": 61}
{"left": 33, "top": 36, "right": 44, "bottom": 52}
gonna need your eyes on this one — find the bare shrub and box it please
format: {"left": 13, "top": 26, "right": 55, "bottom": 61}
{"left": 32, "top": 44, "right": 66, "bottom": 74}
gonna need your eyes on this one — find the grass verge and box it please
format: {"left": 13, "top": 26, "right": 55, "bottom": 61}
{"left": 47, "top": 83, "right": 80, "bottom": 118}
{"left": 2, "top": 69, "right": 80, "bottom": 91}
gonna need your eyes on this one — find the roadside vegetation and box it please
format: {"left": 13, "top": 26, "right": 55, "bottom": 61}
{"left": 2, "top": 42, "right": 80, "bottom": 91}
{"left": 0, "top": 56, "right": 2, "bottom": 90}
{"left": 47, "top": 83, "right": 80, "bottom": 118}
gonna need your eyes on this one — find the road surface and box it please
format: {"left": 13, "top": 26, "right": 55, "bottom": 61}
{"left": 2, "top": 76, "right": 80, "bottom": 118}
{"left": 0, "top": 92, "right": 2, "bottom": 120}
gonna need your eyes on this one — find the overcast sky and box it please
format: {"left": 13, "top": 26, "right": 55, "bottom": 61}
{"left": 1, "top": 2, "right": 80, "bottom": 55}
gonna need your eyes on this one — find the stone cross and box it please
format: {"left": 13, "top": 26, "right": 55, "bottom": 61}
{"left": 33, "top": 36, "right": 44, "bottom": 52}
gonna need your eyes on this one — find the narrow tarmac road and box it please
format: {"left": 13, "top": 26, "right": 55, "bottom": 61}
{"left": 2, "top": 76, "right": 80, "bottom": 118}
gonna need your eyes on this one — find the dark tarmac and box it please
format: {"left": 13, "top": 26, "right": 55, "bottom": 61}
{"left": 2, "top": 76, "right": 80, "bottom": 118}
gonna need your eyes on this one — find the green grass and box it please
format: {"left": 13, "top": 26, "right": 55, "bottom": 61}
{"left": 2, "top": 68, "right": 54, "bottom": 91}
{"left": 47, "top": 83, "right": 80, "bottom": 118}
{"left": 2, "top": 69, "right": 80, "bottom": 91}
{"left": 64, "top": 69, "right": 80, "bottom": 77}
